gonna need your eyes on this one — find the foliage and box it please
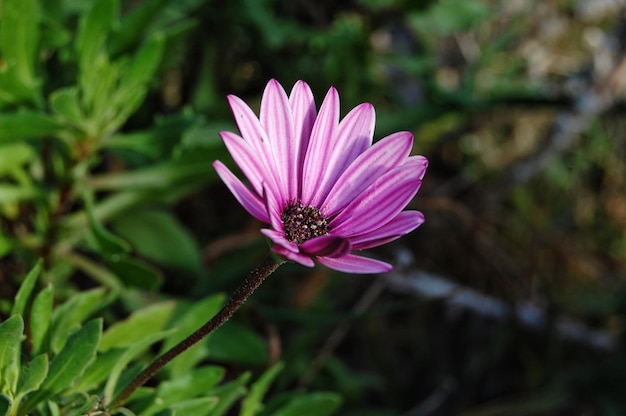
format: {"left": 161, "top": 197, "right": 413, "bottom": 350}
{"left": 1, "top": 0, "right": 626, "bottom": 415}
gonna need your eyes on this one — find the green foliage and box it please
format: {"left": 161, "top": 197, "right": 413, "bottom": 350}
{"left": 0, "top": 263, "right": 334, "bottom": 416}
{"left": 2, "top": 0, "right": 625, "bottom": 414}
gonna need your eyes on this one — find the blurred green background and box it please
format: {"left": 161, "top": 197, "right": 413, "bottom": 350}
{"left": 1, "top": 0, "right": 626, "bottom": 414}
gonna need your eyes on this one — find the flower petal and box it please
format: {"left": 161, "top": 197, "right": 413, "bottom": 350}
{"left": 330, "top": 157, "right": 426, "bottom": 236}
{"left": 317, "top": 254, "right": 392, "bottom": 274}
{"left": 351, "top": 211, "right": 425, "bottom": 250}
{"left": 301, "top": 87, "right": 339, "bottom": 205}
{"left": 213, "top": 161, "right": 269, "bottom": 223}
{"left": 322, "top": 131, "right": 414, "bottom": 216}
{"left": 227, "top": 94, "right": 283, "bottom": 201}
{"left": 219, "top": 131, "right": 266, "bottom": 195}
{"left": 261, "top": 228, "right": 298, "bottom": 253}
{"left": 300, "top": 235, "right": 351, "bottom": 257}
{"left": 289, "top": 81, "right": 316, "bottom": 199}
{"left": 261, "top": 79, "right": 296, "bottom": 199}
{"left": 272, "top": 245, "right": 315, "bottom": 267}
{"left": 311, "top": 103, "right": 375, "bottom": 206}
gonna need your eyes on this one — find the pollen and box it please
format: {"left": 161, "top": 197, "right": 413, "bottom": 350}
{"left": 281, "top": 201, "right": 329, "bottom": 244}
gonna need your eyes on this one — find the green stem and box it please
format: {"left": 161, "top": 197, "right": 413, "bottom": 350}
{"left": 109, "top": 254, "right": 284, "bottom": 409}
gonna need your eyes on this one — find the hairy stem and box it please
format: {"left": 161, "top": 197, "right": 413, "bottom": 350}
{"left": 110, "top": 254, "right": 284, "bottom": 409}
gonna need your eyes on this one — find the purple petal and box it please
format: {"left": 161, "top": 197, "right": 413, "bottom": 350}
{"left": 322, "top": 131, "right": 414, "bottom": 216}
{"left": 300, "top": 235, "right": 351, "bottom": 257}
{"left": 227, "top": 94, "right": 283, "bottom": 201}
{"left": 261, "top": 181, "right": 284, "bottom": 232}
{"left": 310, "top": 103, "right": 375, "bottom": 206}
{"left": 261, "top": 80, "right": 296, "bottom": 200}
{"left": 289, "top": 81, "right": 316, "bottom": 199}
{"left": 213, "top": 161, "right": 269, "bottom": 223}
{"left": 261, "top": 228, "right": 298, "bottom": 252}
{"left": 301, "top": 87, "right": 339, "bottom": 205}
{"left": 219, "top": 131, "right": 267, "bottom": 195}
{"left": 351, "top": 211, "right": 425, "bottom": 250}
{"left": 272, "top": 245, "right": 315, "bottom": 267}
{"left": 330, "top": 157, "right": 426, "bottom": 236}
{"left": 317, "top": 254, "right": 392, "bottom": 274}
{"left": 408, "top": 155, "right": 428, "bottom": 180}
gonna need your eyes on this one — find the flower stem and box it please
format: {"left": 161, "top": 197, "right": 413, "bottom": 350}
{"left": 109, "top": 254, "right": 284, "bottom": 409}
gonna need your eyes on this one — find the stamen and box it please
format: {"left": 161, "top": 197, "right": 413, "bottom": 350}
{"left": 281, "top": 201, "right": 329, "bottom": 244}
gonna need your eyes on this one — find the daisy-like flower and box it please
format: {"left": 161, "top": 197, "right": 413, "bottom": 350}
{"left": 213, "top": 79, "right": 427, "bottom": 274}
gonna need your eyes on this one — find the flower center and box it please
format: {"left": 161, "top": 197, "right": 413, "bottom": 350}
{"left": 280, "top": 201, "right": 329, "bottom": 245}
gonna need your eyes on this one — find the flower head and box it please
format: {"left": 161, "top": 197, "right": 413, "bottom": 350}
{"left": 213, "top": 79, "right": 427, "bottom": 273}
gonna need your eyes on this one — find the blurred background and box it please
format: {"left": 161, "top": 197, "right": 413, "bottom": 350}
{"left": 2, "top": 0, "right": 626, "bottom": 414}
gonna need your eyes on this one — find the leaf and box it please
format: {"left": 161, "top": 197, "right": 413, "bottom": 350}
{"left": 0, "top": 0, "right": 40, "bottom": 98}
{"left": 105, "top": 255, "right": 164, "bottom": 291}
{"left": 103, "top": 328, "right": 177, "bottom": 401}
{"left": 50, "top": 288, "right": 108, "bottom": 354}
{"left": 112, "top": 209, "right": 204, "bottom": 279}
{"left": 272, "top": 393, "right": 342, "bottom": 416}
{"left": 11, "top": 259, "right": 42, "bottom": 317}
{"left": 0, "top": 315, "right": 23, "bottom": 396}
{"left": 206, "top": 372, "right": 251, "bottom": 416}
{"left": 0, "top": 143, "right": 35, "bottom": 175}
{"left": 76, "top": 0, "right": 118, "bottom": 74}
{"left": 68, "top": 347, "right": 125, "bottom": 393}
{"left": 0, "top": 394, "right": 10, "bottom": 416}
{"left": 160, "top": 294, "right": 225, "bottom": 378}
{"left": 22, "top": 319, "right": 102, "bottom": 412}
{"left": 106, "top": 35, "right": 164, "bottom": 133}
{"left": 206, "top": 322, "right": 268, "bottom": 367}
{"left": 0, "top": 185, "right": 38, "bottom": 203}
{"left": 49, "top": 87, "right": 84, "bottom": 125}
{"left": 141, "top": 366, "right": 224, "bottom": 416}
{"left": 0, "top": 111, "right": 62, "bottom": 142}
{"left": 30, "top": 285, "right": 53, "bottom": 356}
{"left": 240, "top": 362, "right": 284, "bottom": 416}
{"left": 85, "top": 191, "right": 131, "bottom": 258}
{"left": 15, "top": 354, "right": 48, "bottom": 401}
{"left": 168, "top": 397, "right": 219, "bottom": 415}
{"left": 108, "top": 0, "right": 169, "bottom": 57}
{"left": 100, "top": 301, "right": 176, "bottom": 351}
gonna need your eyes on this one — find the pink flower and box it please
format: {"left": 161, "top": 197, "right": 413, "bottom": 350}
{"left": 213, "top": 79, "right": 427, "bottom": 273}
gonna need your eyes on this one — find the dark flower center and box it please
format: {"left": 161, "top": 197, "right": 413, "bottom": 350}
{"left": 281, "top": 201, "right": 329, "bottom": 245}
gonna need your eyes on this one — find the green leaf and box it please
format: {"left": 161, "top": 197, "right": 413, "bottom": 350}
{"left": 168, "top": 397, "right": 219, "bottom": 415}
{"left": 76, "top": 0, "right": 118, "bottom": 74}
{"left": 0, "top": 185, "right": 38, "bottom": 203}
{"left": 103, "top": 328, "right": 177, "bottom": 401}
{"left": 0, "top": 143, "right": 35, "bottom": 175}
{"left": 49, "top": 87, "right": 84, "bottom": 125}
{"left": 100, "top": 301, "right": 176, "bottom": 351}
{"left": 0, "top": 0, "right": 40, "bottom": 99}
{"left": 30, "top": 285, "right": 53, "bottom": 356}
{"left": 0, "top": 394, "right": 10, "bottom": 416}
{"left": 108, "top": 0, "right": 169, "bottom": 56}
{"left": 141, "top": 366, "right": 224, "bottom": 416}
{"left": 273, "top": 393, "right": 342, "bottom": 416}
{"left": 105, "top": 255, "right": 164, "bottom": 291}
{"left": 50, "top": 288, "right": 108, "bottom": 354}
{"left": 0, "top": 315, "right": 23, "bottom": 396}
{"left": 85, "top": 191, "right": 131, "bottom": 258}
{"left": 206, "top": 372, "right": 251, "bottom": 416}
{"left": 207, "top": 322, "right": 268, "bottom": 367}
{"left": 112, "top": 209, "right": 204, "bottom": 279}
{"left": 22, "top": 319, "right": 102, "bottom": 412}
{"left": 0, "top": 111, "right": 62, "bottom": 142}
{"left": 15, "top": 354, "right": 48, "bottom": 401}
{"left": 69, "top": 347, "right": 125, "bottom": 393}
{"left": 160, "top": 294, "right": 225, "bottom": 378}
{"left": 241, "top": 363, "right": 284, "bottom": 416}
{"left": 11, "top": 259, "right": 42, "bottom": 317}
